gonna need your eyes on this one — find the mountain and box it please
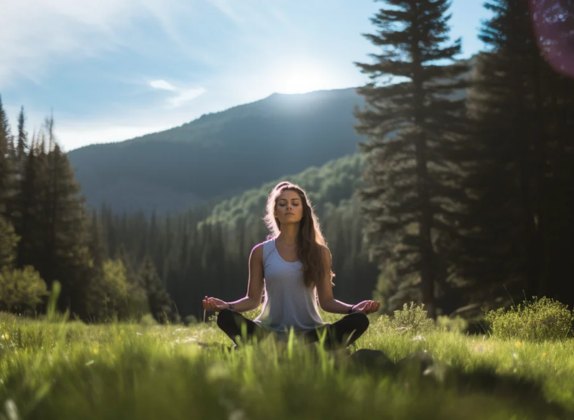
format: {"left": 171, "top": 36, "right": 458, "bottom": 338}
{"left": 68, "top": 88, "right": 366, "bottom": 213}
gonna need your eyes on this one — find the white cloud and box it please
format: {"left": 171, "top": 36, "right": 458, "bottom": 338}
{"left": 149, "top": 79, "right": 177, "bottom": 91}
{"left": 167, "top": 87, "right": 207, "bottom": 108}
{"left": 148, "top": 79, "right": 206, "bottom": 107}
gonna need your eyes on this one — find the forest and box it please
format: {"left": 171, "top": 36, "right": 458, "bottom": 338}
{"left": 0, "top": 0, "right": 573, "bottom": 323}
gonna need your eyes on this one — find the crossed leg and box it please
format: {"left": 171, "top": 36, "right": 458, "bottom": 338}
{"left": 217, "top": 309, "right": 369, "bottom": 349}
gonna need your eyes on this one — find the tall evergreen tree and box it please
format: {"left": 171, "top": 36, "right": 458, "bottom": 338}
{"left": 17, "top": 119, "right": 95, "bottom": 317}
{"left": 356, "top": 0, "right": 468, "bottom": 316}
{"left": 16, "top": 107, "right": 28, "bottom": 160}
{"left": 16, "top": 137, "right": 44, "bottom": 270}
{"left": 8, "top": 106, "right": 28, "bottom": 247}
{"left": 0, "top": 95, "right": 13, "bottom": 218}
{"left": 457, "top": 0, "right": 574, "bottom": 307}
{"left": 46, "top": 149, "right": 94, "bottom": 315}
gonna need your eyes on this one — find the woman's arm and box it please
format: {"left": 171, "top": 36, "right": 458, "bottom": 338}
{"left": 315, "top": 246, "right": 380, "bottom": 314}
{"left": 202, "top": 244, "right": 265, "bottom": 312}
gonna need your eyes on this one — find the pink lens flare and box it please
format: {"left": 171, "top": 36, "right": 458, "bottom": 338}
{"left": 530, "top": 0, "right": 574, "bottom": 77}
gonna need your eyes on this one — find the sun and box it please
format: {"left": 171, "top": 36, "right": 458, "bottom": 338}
{"left": 272, "top": 60, "right": 334, "bottom": 94}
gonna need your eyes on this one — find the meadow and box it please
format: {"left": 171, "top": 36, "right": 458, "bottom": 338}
{"left": 0, "top": 310, "right": 573, "bottom": 420}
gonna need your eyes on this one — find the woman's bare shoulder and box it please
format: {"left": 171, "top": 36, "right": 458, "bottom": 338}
{"left": 250, "top": 239, "right": 272, "bottom": 258}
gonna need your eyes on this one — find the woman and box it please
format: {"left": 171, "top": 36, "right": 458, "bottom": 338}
{"left": 202, "top": 181, "right": 380, "bottom": 349}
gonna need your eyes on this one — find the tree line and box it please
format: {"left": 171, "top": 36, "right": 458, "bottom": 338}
{"left": 0, "top": 103, "right": 174, "bottom": 322}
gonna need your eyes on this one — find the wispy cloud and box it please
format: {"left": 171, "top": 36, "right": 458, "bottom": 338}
{"left": 167, "top": 87, "right": 207, "bottom": 108}
{"left": 138, "top": 0, "right": 192, "bottom": 52}
{"left": 148, "top": 79, "right": 206, "bottom": 108}
{"left": 149, "top": 79, "right": 177, "bottom": 91}
{"left": 206, "top": 0, "right": 287, "bottom": 30}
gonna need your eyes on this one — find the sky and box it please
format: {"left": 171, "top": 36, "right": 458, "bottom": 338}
{"left": 0, "top": 0, "right": 491, "bottom": 151}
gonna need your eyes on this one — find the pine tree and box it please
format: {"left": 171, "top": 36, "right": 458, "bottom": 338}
{"left": 47, "top": 149, "right": 94, "bottom": 315}
{"left": 356, "top": 0, "right": 468, "bottom": 316}
{"left": 16, "top": 137, "right": 45, "bottom": 271}
{"left": 16, "top": 107, "right": 27, "bottom": 160}
{"left": 8, "top": 106, "right": 28, "bottom": 250}
{"left": 0, "top": 95, "right": 13, "bottom": 218}
{"left": 17, "top": 119, "right": 95, "bottom": 317}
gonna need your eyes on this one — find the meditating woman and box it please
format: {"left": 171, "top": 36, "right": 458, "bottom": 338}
{"left": 202, "top": 181, "right": 379, "bottom": 348}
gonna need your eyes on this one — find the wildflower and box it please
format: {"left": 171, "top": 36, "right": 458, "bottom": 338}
{"left": 4, "top": 399, "right": 19, "bottom": 420}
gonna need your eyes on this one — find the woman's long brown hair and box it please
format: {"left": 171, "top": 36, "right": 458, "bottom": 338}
{"left": 263, "top": 181, "right": 333, "bottom": 288}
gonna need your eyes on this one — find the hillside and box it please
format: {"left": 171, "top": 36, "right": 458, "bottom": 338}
{"left": 68, "top": 88, "right": 366, "bottom": 213}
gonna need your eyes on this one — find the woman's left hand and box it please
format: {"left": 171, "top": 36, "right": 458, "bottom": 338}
{"left": 202, "top": 296, "right": 229, "bottom": 312}
{"left": 352, "top": 300, "right": 380, "bottom": 314}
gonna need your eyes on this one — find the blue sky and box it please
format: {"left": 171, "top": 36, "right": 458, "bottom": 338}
{"left": 0, "top": 0, "right": 490, "bottom": 151}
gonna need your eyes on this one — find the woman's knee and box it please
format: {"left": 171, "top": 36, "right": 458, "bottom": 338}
{"left": 349, "top": 311, "right": 369, "bottom": 332}
{"left": 217, "top": 309, "right": 234, "bottom": 329}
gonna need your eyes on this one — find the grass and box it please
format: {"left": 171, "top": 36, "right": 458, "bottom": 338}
{"left": 0, "top": 312, "right": 573, "bottom": 420}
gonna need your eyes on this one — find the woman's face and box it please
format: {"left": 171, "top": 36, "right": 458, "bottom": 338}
{"left": 274, "top": 189, "right": 304, "bottom": 226}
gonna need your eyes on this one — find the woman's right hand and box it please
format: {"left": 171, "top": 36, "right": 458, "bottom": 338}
{"left": 351, "top": 300, "right": 380, "bottom": 314}
{"left": 202, "top": 296, "right": 229, "bottom": 312}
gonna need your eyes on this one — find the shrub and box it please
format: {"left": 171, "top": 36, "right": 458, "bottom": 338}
{"left": 0, "top": 266, "right": 48, "bottom": 313}
{"left": 485, "top": 297, "right": 573, "bottom": 341}
{"left": 390, "top": 302, "right": 434, "bottom": 335}
{"left": 87, "top": 259, "right": 148, "bottom": 321}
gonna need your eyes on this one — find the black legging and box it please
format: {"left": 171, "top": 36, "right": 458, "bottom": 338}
{"left": 216, "top": 309, "right": 369, "bottom": 349}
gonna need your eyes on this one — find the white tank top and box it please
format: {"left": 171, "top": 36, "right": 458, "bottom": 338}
{"left": 254, "top": 239, "right": 324, "bottom": 332}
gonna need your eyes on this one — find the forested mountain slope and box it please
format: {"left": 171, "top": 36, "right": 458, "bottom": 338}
{"left": 69, "top": 88, "right": 366, "bottom": 213}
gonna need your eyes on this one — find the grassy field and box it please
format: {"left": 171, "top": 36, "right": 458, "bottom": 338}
{"left": 0, "top": 312, "right": 573, "bottom": 420}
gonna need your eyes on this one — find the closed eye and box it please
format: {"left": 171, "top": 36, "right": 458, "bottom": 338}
{"left": 278, "top": 200, "right": 301, "bottom": 206}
